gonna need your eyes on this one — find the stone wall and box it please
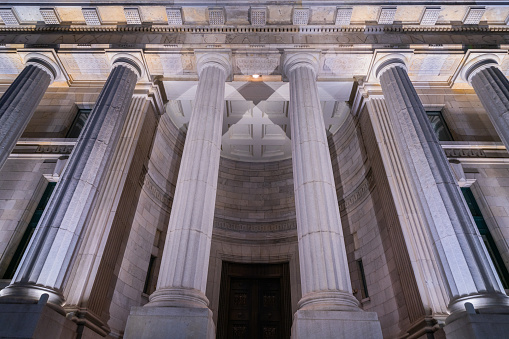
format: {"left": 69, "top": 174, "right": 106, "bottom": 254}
{"left": 418, "top": 88, "right": 499, "bottom": 142}
{"left": 329, "top": 112, "right": 411, "bottom": 338}
{"left": 467, "top": 164, "right": 509, "bottom": 274}
{"left": 207, "top": 157, "right": 300, "bottom": 324}
{"left": 0, "top": 159, "right": 55, "bottom": 277}
{"left": 22, "top": 87, "right": 101, "bottom": 138}
{"left": 105, "top": 110, "right": 184, "bottom": 336}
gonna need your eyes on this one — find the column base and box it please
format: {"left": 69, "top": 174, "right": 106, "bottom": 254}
{"left": 444, "top": 306, "right": 509, "bottom": 339}
{"left": 124, "top": 306, "right": 215, "bottom": 339}
{"left": 0, "top": 294, "right": 76, "bottom": 338}
{"left": 0, "top": 283, "right": 65, "bottom": 308}
{"left": 291, "top": 309, "right": 383, "bottom": 339}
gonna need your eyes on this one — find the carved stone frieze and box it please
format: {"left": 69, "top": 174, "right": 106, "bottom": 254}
{"left": 214, "top": 219, "right": 297, "bottom": 233}
{"left": 1, "top": 27, "right": 508, "bottom": 47}
{"left": 145, "top": 53, "right": 195, "bottom": 76}
{"left": 0, "top": 53, "right": 23, "bottom": 74}
{"left": 143, "top": 173, "right": 172, "bottom": 208}
{"left": 338, "top": 169, "right": 375, "bottom": 212}
{"left": 407, "top": 54, "right": 462, "bottom": 81}
{"left": 233, "top": 54, "right": 280, "bottom": 75}
{"left": 444, "top": 149, "right": 487, "bottom": 158}
{"left": 36, "top": 145, "right": 74, "bottom": 154}
{"left": 321, "top": 54, "right": 371, "bottom": 77}
{"left": 59, "top": 53, "right": 110, "bottom": 81}
{"left": 12, "top": 142, "right": 75, "bottom": 155}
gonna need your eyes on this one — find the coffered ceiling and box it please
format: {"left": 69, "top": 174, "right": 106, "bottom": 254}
{"left": 164, "top": 81, "right": 352, "bottom": 162}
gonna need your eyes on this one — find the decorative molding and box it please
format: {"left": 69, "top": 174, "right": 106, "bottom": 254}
{"left": 36, "top": 145, "right": 74, "bottom": 154}
{"left": 143, "top": 173, "right": 172, "bottom": 208}
{"left": 1, "top": 25, "right": 508, "bottom": 34}
{"left": 338, "top": 169, "right": 375, "bottom": 212}
{"left": 234, "top": 55, "right": 279, "bottom": 75}
{"left": 444, "top": 148, "right": 486, "bottom": 158}
{"left": 214, "top": 219, "right": 297, "bottom": 233}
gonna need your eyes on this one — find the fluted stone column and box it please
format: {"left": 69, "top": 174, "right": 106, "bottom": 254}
{"left": 464, "top": 58, "right": 509, "bottom": 150}
{"left": 283, "top": 51, "right": 382, "bottom": 339}
{"left": 0, "top": 56, "right": 142, "bottom": 307}
{"left": 376, "top": 55, "right": 509, "bottom": 338}
{"left": 124, "top": 51, "right": 230, "bottom": 339}
{"left": 0, "top": 57, "right": 56, "bottom": 170}
{"left": 285, "top": 52, "right": 359, "bottom": 311}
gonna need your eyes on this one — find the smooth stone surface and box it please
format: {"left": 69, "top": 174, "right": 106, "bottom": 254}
{"left": 444, "top": 308, "right": 509, "bottom": 339}
{"left": 0, "top": 302, "right": 77, "bottom": 339}
{"left": 291, "top": 309, "right": 383, "bottom": 339}
{"left": 124, "top": 306, "right": 215, "bottom": 339}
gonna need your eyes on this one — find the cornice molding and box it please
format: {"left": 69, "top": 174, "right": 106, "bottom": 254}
{"left": 1, "top": 25, "right": 508, "bottom": 34}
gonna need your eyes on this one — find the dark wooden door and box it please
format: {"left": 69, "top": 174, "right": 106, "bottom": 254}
{"left": 217, "top": 263, "right": 292, "bottom": 339}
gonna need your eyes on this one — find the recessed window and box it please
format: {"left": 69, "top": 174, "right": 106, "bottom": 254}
{"left": 426, "top": 111, "right": 453, "bottom": 141}
{"left": 66, "top": 109, "right": 91, "bottom": 138}
{"left": 462, "top": 187, "right": 509, "bottom": 289}
{"left": 3, "top": 182, "right": 56, "bottom": 279}
{"left": 143, "top": 255, "right": 157, "bottom": 295}
{"left": 357, "top": 259, "right": 369, "bottom": 299}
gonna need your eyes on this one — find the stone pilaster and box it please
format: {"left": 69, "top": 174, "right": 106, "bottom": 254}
{"left": 464, "top": 58, "right": 509, "bottom": 151}
{"left": 0, "top": 56, "right": 142, "bottom": 307}
{"left": 284, "top": 51, "right": 382, "bottom": 339}
{"left": 124, "top": 51, "right": 230, "bottom": 339}
{"left": 0, "top": 56, "right": 56, "bottom": 170}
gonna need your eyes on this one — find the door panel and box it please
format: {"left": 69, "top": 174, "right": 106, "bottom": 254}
{"left": 218, "top": 263, "right": 292, "bottom": 339}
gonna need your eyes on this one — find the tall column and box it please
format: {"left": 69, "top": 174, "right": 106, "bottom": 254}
{"left": 285, "top": 52, "right": 359, "bottom": 311}
{"left": 464, "top": 58, "right": 509, "bottom": 150}
{"left": 146, "top": 52, "right": 230, "bottom": 309}
{"left": 283, "top": 52, "right": 382, "bottom": 339}
{"left": 124, "top": 51, "right": 230, "bottom": 339}
{"left": 0, "top": 56, "right": 56, "bottom": 170}
{"left": 0, "top": 55, "right": 142, "bottom": 307}
{"left": 375, "top": 55, "right": 509, "bottom": 317}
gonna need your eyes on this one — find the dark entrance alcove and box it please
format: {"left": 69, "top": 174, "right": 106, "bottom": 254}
{"left": 217, "top": 262, "right": 292, "bottom": 339}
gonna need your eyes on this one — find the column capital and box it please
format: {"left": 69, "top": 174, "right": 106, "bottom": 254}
{"left": 282, "top": 51, "right": 320, "bottom": 77}
{"left": 110, "top": 53, "right": 143, "bottom": 79}
{"left": 374, "top": 54, "right": 408, "bottom": 79}
{"left": 195, "top": 50, "right": 232, "bottom": 79}
{"left": 24, "top": 53, "right": 58, "bottom": 83}
{"left": 462, "top": 54, "right": 500, "bottom": 85}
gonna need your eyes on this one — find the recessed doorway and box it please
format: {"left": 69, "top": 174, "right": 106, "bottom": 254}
{"left": 217, "top": 262, "right": 292, "bottom": 339}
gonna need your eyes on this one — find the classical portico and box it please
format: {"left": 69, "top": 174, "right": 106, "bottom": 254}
{"left": 1, "top": 2, "right": 509, "bottom": 339}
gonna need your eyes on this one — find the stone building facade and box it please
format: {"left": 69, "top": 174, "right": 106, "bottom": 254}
{"left": 0, "top": 1, "right": 509, "bottom": 338}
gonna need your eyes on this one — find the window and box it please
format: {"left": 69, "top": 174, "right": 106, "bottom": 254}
{"left": 3, "top": 182, "right": 56, "bottom": 279}
{"left": 143, "top": 255, "right": 157, "bottom": 295}
{"left": 462, "top": 187, "right": 509, "bottom": 289}
{"left": 357, "top": 259, "right": 369, "bottom": 299}
{"left": 66, "top": 109, "right": 91, "bottom": 138}
{"left": 426, "top": 111, "right": 453, "bottom": 141}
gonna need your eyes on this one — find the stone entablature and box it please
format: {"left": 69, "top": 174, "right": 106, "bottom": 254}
{"left": 0, "top": 4, "right": 508, "bottom": 28}
{"left": 0, "top": 48, "right": 507, "bottom": 89}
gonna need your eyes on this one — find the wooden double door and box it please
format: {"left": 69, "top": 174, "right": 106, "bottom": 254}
{"left": 217, "top": 262, "right": 292, "bottom": 339}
